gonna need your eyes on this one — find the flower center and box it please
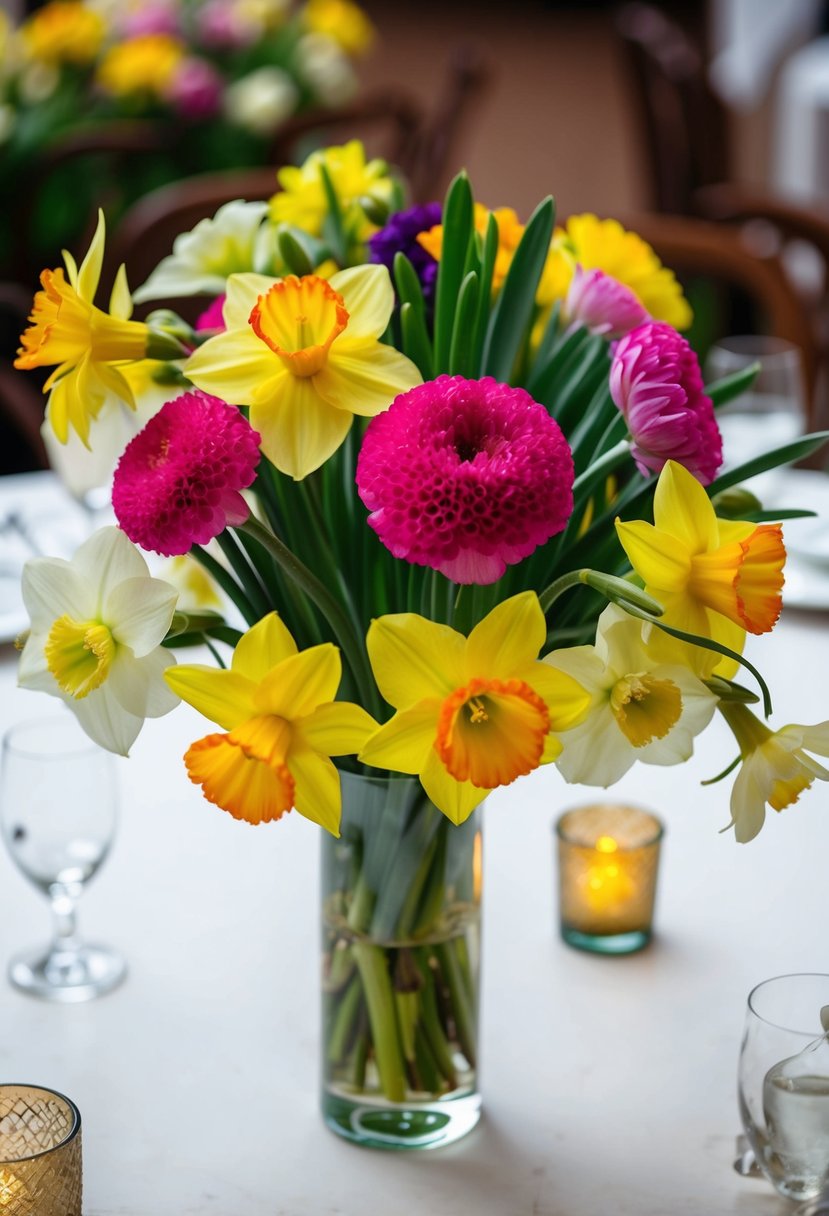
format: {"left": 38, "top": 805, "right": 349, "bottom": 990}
{"left": 769, "top": 771, "right": 812, "bottom": 812}
{"left": 435, "top": 677, "right": 550, "bottom": 788}
{"left": 690, "top": 524, "right": 785, "bottom": 634}
{"left": 44, "top": 615, "right": 115, "bottom": 699}
{"left": 609, "top": 672, "right": 681, "bottom": 748}
{"left": 184, "top": 715, "right": 296, "bottom": 824}
{"left": 249, "top": 275, "right": 348, "bottom": 378}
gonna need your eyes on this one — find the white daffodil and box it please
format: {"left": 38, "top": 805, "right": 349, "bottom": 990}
{"left": 18, "top": 527, "right": 180, "bottom": 756}
{"left": 544, "top": 605, "right": 717, "bottom": 787}
{"left": 133, "top": 200, "right": 271, "bottom": 302}
{"left": 223, "top": 66, "right": 299, "bottom": 137}
{"left": 720, "top": 704, "right": 829, "bottom": 843}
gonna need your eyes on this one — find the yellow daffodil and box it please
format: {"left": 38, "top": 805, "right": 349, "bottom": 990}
{"left": 268, "top": 139, "right": 393, "bottom": 236}
{"left": 418, "top": 203, "right": 527, "bottom": 295}
{"left": 304, "top": 0, "right": 374, "bottom": 54}
{"left": 183, "top": 264, "right": 421, "bottom": 479}
{"left": 18, "top": 527, "right": 180, "bottom": 756}
{"left": 15, "top": 211, "right": 150, "bottom": 447}
{"left": 96, "top": 33, "right": 184, "bottom": 98}
{"left": 165, "top": 613, "right": 377, "bottom": 832}
{"left": 21, "top": 1, "right": 105, "bottom": 65}
{"left": 544, "top": 605, "right": 717, "bottom": 786}
{"left": 360, "top": 592, "right": 591, "bottom": 825}
{"left": 546, "top": 214, "right": 692, "bottom": 329}
{"left": 615, "top": 461, "right": 786, "bottom": 676}
{"left": 720, "top": 704, "right": 829, "bottom": 842}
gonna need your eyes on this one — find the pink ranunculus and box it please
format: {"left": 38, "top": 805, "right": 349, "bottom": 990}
{"left": 195, "top": 294, "right": 226, "bottom": 332}
{"left": 195, "top": 0, "right": 258, "bottom": 49}
{"left": 356, "top": 375, "right": 575, "bottom": 585}
{"left": 610, "top": 321, "right": 723, "bottom": 485}
{"left": 167, "top": 58, "right": 224, "bottom": 120}
{"left": 564, "top": 264, "right": 649, "bottom": 339}
{"left": 120, "top": 2, "right": 180, "bottom": 37}
{"left": 113, "top": 391, "right": 261, "bottom": 557}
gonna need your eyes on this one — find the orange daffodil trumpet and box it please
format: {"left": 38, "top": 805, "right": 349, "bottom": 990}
{"left": 360, "top": 593, "right": 591, "bottom": 825}
{"left": 165, "top": 613, "right": 377, "bottom": 833}
{"left": 615, "top": 461, "right": 786, "bottom": 677}
{"left": 183, "top": 265, "right": 421, "bottom": 479}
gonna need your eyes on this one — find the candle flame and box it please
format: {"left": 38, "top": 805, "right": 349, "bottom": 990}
{"left": 0, "top": 1168, "right": 27, "bottom": 1207}
{"left": 595, "top": 835, "right": 618, "bottom": 853}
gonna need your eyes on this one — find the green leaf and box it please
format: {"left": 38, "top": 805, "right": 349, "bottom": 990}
{"left": 400, "top": 302, "right": 434, "bottom": 380}
{"left": 433, "top": 172, "right": 474, "bottom": 374}
{"left": 743, "top": 508, "right": 818, "bottom": 522}
{"left": 482, "top": 196, "right": 556, "bottom": 382}
{"left": 470, "top": 213, "right": 499, "bottom": 375}
{"left": 525, "top": 323, "right": 592, "bottom": 404}
{"left": 393, "top": 251, "right": 426, "bottom": 317}
{"left": 318, "top": 161, "right": 347, "bottom": 265}
{"left": 707, "top": 431, "right": 829, "bottom": 497}
{"left": 449, "top": 271, "right": 480, "bottom": 377}
{"left": 276, "top": 227, "right": 314, "bottom": 276}
{"left": 705, "top": 363, "right": 760, "bottom": 408}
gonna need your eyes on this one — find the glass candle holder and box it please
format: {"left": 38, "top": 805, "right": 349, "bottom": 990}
{"left": 555, "top": 803, "right": 664, "bottom": 955}
{"left": 0, "top": 1085, "right": 82, "bottom": 1215}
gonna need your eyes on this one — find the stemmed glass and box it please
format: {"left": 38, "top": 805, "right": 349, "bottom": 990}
{"left": 0, "top": 714, "right": 126, "bottom": 1002}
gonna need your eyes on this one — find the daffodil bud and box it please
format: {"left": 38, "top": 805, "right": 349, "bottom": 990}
{"left": 710, "top": 486, "right": 762, "bottom": 519}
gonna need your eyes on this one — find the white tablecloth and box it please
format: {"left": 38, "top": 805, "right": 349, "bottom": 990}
{"left": 0, "top": 474, "right": 826, "bottom": 1215}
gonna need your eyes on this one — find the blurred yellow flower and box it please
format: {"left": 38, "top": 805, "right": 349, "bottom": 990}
{"left": 269, "top": 139, "right": 393, "bottom": 237}
{"left": 304, "top": 0, "right": 374, "bottom": 55}
{"left": 21, "top": 1, "right": 105, "bottom": 65}
{"left": 96, "top": 33, "right": 184, "bottom": 98}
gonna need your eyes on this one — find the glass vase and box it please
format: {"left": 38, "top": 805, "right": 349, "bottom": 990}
{"left": 321, "top": 771, "right": 482, "bottom": 1150}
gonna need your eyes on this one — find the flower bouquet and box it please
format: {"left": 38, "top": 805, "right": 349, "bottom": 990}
{"left": 13, "top": 141, "right": 829, "bottom": 1149}
{"left": 0, "top": 0, "right": 372, "bottom": 272}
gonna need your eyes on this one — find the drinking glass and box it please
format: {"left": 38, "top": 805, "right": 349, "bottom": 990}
{"left": 0, "top": 714, "right": 126, "bottom": 1002}
{"left": 706, "top": 336, "right": 807, "bottom": 482}
{"left": 738, "top": 973, "right": 829, "bottom": 1202}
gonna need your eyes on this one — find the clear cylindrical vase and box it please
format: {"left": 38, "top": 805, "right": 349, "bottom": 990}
{"left": 321, "top": 771, "right": 482, "bottom": 1150}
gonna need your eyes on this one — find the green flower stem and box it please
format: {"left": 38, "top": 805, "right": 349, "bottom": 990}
{"left": 415, "top": 952, "right": 459, "bottom": 1085}
{"left": 215, "top": 532, "right": 271, "bottom": 620}
{"left": 352, "top": 942, "right": 407, "bottom": 1103}
{"left": 346, "top": 876, "right": 376, "bottom": 935}
{"left": 239, "top": 515, "right": 379, "bottom": 716}
{"left": 414, "top": 1025, "right": 442, "bottom": 1093}
{"left": 539, "top": 567, "right": 664, "bottom": 616}
{"left": 394, "top": 990, "right": 419, "bottom": 1063}
{"left": 570, "top": 438, "right": 631, "bottom": 505}
{"left": 327, "top": 972, "right": 362, "bottom": 1064}
{"left": 349, "top": 1029, "right": 369, "bottom": 1090}
{"left": 434, "top": 941, "right": 477, "bottom": 1069}
{"left": 190, "top": 545, "right": 259, "bottom": 626}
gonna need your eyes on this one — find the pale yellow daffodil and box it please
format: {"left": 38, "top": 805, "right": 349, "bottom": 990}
{"left": 304, "top": 0, "right": 374, "bottom": 55}
{"left": 18, "top": 527, "right": 180, "bottom": 755}
{"left": 268, "top": 139, "right": 393, "bottom": 236}
{"left": 616, "top": 461, "right": 786, "bottom": 677}
{"left": 165, "top": 613, "right": 377, "bottom": 832}
{"left": 360, "top": 592, "right": 591, "bottom": 825}
{"left": 545, "top": 605, "right": 717, "bottom": 787}
{"left": 15, "top": 210, "right": 150, "bottom": 447}
{"left": 21, "top": 1, "right": 105, "bottom": 65}
{"left": 720, "top": 704, "right": 829, "bottom": 842}
{"left": 183, "top": 265, "right": 421, "bottom": 479}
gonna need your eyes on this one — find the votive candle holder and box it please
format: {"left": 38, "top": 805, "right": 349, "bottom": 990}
{"left": 0, "top": 1085, "right": 82, "bottom": 1215}
{"left": 555, "top": 803, "right": 664, "bottom": 955}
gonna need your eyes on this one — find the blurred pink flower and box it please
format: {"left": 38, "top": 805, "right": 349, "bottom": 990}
{"left": 195, "top": 294, "right": 226, "bottom": 332}
{"left": 113, "top": 391, "right": 261, "bottom": 556}
{"left": 195, "top": 0, "right": 258, "bottom": 49}
{"left": 121, "top": 2, "right": 180, "bottom": 37}
{"left": 167, "top": 57, "right": 223, "bottom": 119}
{"left": 564, "top": 264, "right": 648, "bottom": 339}
{"left": 610, "top": 321, "right": 723, "bottom": 484}
{"left": 356, "top": 375, "right": 574, "bottom": 585}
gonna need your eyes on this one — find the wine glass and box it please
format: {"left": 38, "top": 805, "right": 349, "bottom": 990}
{"left": 0, "top": 713, "right": 126, "bottom": 1002}
{"left": 706, "top": 336, "right": 808, "bottom": 487}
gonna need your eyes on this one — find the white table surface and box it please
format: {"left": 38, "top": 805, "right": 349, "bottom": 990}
{"left": 0, "top": 473, "right": 827, "bottom": 1216}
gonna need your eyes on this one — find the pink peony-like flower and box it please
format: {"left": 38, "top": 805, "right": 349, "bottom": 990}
{"left": 113, "top": 391, "right": 261, "bottom": 556}
{"left": 610, "top": 321, "right": 723, "bottom": 485}
{"left": 167, "top": 58, "right": 224, "bottom": 120}
{"left": 564, "top": 264, "right": 649, "bottom": 339}
{"left": 356, "top": 376, "right": 574, "bottom": 585}
{"left": 195, "top": 294, "right": 226, "bottom": 332}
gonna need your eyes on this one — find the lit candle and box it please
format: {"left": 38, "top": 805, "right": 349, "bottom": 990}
{"left": 556, "top": 804, "right": 663, "bottom": 954}
{"left": 0, "top": 1169, "right": 29, "bottom": 1209}
{"left": 0, "top": 1086, "right": 81, "bottom": 1216}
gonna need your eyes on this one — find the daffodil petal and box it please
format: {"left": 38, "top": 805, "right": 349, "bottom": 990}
{"left": 22, "top": 557, "right": 91, "bottom": 626}
{"left": 793, "top": 721, "right": 829, "bottom": 756}
{"left": 250, "top": 375, "right": 352, "bottom": 479}
{"left": 653, "top": 460, "right": 719, "bottom": 553}
{"left": 330, "top": 264, "right": 394, "bottom": 341}
{"left": 729, "top": 763, "right": 767, "bottom": 843}
{"left": 71, "top": 681, "right": 142, "bottom": 757}
{"left": 105, "top": 576, "right": 178, "bottom": 657}
{"left": 366, "top": 614, "right": 466, "bottom": 708}
{"left": 17, "top": 632, "right": 60, "bottom": 695}
{"left": 466, "top": 592, "right": 546, "bottom": 677}
{"left": 184, "top": 327, "right": 279, "bottom": 404}
{"left": 297, "top": 701, "right": 378, "bottom": 756}
{"left": 254, "top": 643, "right": 341, "bottom": 719}
{"left": 109, "top": 263, "right": 133, "bottom": 321}
{"left": 542, "top": 645, "right": 607, "bottom": 700}
{"left": 316, "top": 343, "right": 421, "bottom": 417}
{"left": 615, "top": 519, "right": 691, "bottom": 592}
{"left": 555, "top": 708, "right": 636, "bottom": 786}
{"left": 223, "top": 272, "right": 279, "bottom": 328}
{"left": 518, "top": 662, "right": 592, "bottom": 731}
{"left": 108, "top": 647, "right": 179, "bottom": 718}
{"left": 164, "top": 664, "right": 255, "bottom": 729}
{"left": 71, "top": 527, "right": 149, "bottom": 612}
{"left": 77, "top": 209, "right": 105, "bottom": 303}
{"left": 289, "top": 745, "right": 342, "bottom": 835}
{"left": 359, "top": 701, "right": 439, "bottom": 773}
{"left": 419, "top": 748, "right": 487, "bottom": 825}
{"left": 231, "top": 612, "right": 298, "bottom": 679}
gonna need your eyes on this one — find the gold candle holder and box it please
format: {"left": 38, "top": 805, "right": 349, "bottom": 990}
{"left": 0, "top": 1086, "right": 82, "bottom": 1215}
{"left": 556, "top": 803, "right": 664, "bottom": 954}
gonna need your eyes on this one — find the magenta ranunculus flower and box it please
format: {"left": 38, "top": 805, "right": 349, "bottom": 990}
{"left": 564, "top": 264, "right": 649, "bottom": 339}
{"left": 356, "top": 376, "right": 574, "bottom": 585}
{"left": 113, "top": 391, "right": 261, "bottom": 557}
{"left": 167, "top": 58, "right": 224, "bottom": 120}
{"left": 610, "top": 321, "right": 723, "bottom": 485}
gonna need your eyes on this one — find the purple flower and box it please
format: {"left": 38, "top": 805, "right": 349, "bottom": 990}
{"left": 368, "top": 203, "right": 442, "bottom": 310}
{"left": 610, "top": 322, "right": 723, "bottom": 485}
{"left": 565, "top": 265, "right": 649, "bottom": 339}
{"left": 167, "top": 58, "right": 224, "bottom": 120}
